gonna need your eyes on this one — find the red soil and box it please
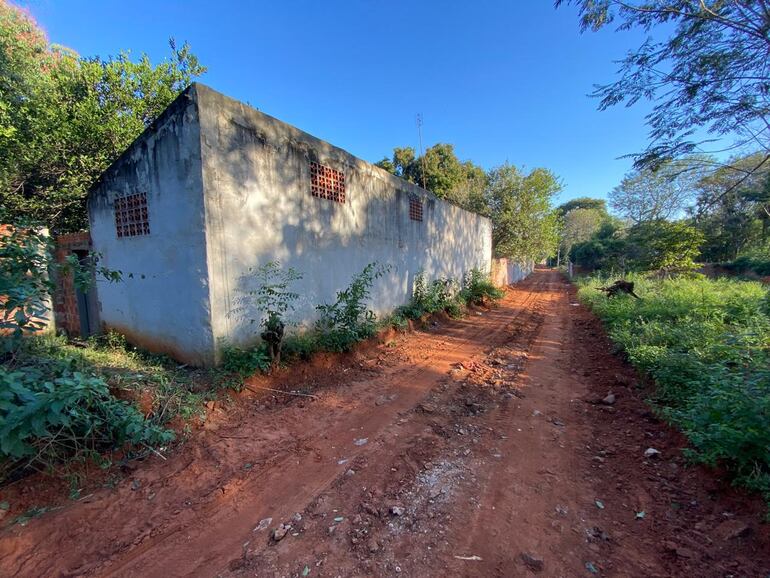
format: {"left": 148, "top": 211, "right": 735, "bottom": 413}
{"left": 1, "top": 269, "right": 768, "bottom": 577}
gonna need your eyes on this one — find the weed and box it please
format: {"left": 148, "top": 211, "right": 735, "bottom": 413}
{"left": 315, "top": 263, "right": 389, "bottom": 352}
{"left": 577, "top": 273, "right": 770, "bottom": 506}
{"left": 282, "top": 332, "right": 320, "bottom": 362}
{"left": 459, "top": 269, "right": 504, "bottom": 305}
{"left": 221, "top": 343, "right": 271, "bottom": 376}
{"left": 0, "top": 365, "right": 174, "bottom": 482}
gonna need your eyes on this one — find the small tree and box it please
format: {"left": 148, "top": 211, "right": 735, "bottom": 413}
{"left": 486, "top": 164, "right": 561, "bottom": 261}
{"left": 235, "top": 261, "right": 302, "bottom": 367}
{"left": 627, "top": 220, "right": 704, "bottom": 273}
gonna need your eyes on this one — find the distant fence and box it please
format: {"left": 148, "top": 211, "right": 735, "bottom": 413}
{"left": 491, "top": 258, "right": 534, "bottom": 287}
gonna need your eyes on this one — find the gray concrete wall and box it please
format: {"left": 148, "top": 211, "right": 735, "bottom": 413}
{"left": 491, "top": 258, "right": 534, "bottom": 287}
{"left": 195, "top": 85, "right": 493, "bottom": 358}
{"left": 88, "top": 88, "right": 216, "bottom": 366}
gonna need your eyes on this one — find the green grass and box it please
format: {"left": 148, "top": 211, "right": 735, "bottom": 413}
{"left": 577, "top": 273, "right": 770, "bottom": 506}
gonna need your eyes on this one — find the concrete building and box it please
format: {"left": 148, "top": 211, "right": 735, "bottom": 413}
{"left": 88, "top": 84, "right": 493, "bottom": 366}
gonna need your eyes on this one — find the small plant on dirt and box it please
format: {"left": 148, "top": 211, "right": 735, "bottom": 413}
{"left": 233, "top": 261, "right": 303, "bottom": 368}
{"left": 315, "top": 263, "right": 390, "bottom": 352}
{"left": 221, "top": 343, "right": 271, "bottom": 377}
{"left": 398, "top": 271, "right": 463, "bottom": 322}
{"left": 459, "top": 269, "right": 503, "bottom": 305}
{"left": 281, "top": 332, "right": 320, "bottom": 362}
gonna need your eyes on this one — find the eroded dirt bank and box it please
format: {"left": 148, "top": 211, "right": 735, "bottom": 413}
{"left": 1, "top": 270, "right": 768, "bottom": 577}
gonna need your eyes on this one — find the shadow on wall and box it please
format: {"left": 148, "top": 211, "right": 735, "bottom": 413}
{"left": 201, "top": 91, "right": 493, "bottom": 348}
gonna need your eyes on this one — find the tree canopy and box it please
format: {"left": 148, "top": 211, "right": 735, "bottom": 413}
{"left": 557, "top": 0, "right": 770, "bottom": 172}
{"left": 486, "top": 165, "right": 561, "bottom": 261}
{"left": 556, "top": 197, "right": 607, "bottom": 216}
{"left": 375, "top": 143, "right": 487, "bottom": 207}
{"left": 0, "top": 1, "right": 205, "bottom": 232}
{"left": 609, "top": 159, "right": 706, "bottom": 224}
{"left": 377, "top": 144, "right": 561, "bottom": 261}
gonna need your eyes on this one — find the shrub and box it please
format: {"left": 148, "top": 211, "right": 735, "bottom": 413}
{"left": 459, "top": 269, "right": 504, "bottom": 305}
{"left": 282, "top": 332, "right": 320, "bottom": 362}
{"left": 315, "top": 263, "right": 389, "bottom": 352}
{"left": 0, "top": 225, "right": 120, "bottom": 352}
{"left": 400, "top": 271, "right": 461, "bottom": 319}
{"left": 577, "top": 274, "right": 770, "bottom": 505}
{"left": 724, "top": 252, "right": 770, "bottom": 277}
{"left": 0, "top": 366, "right": 173, "bottom": 480}
{"left": 221, "top": 343, "right": 271, "bottom": 376}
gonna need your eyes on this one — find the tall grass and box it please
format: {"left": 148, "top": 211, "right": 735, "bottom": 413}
{"left": 577, "top": 274, "right": 770, "bottom": 504}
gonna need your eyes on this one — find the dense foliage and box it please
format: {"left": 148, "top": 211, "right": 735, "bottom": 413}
{"left": 570, "top": 217, "right": 703, "bottom": 274}
{"left": 578, "top": 274, "right": 770, "bottom": 503}
{"left": 0, "top": 1, "right": 205, "bottom": 232}
{"left": 0, "top": 333, "right": 193, "bottom": 484}
{"left": 0, "top": 365, "right": 173, "bottom": 480}
{"left": 376, "top": 145, "right": 561, "bottom": 262}
{"left": 0, "top": 224, "right": 121, "bottom": 351}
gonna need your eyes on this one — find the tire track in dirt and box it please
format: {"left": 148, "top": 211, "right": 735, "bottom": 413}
{"left": 0, "top": 275, "right": 550, "bottom": 578}
{"left": 100, "top": 277, "right": 550, "bottom": 578}
{"left": 220, "top": 275, "right": 550, "bottom": 577}
{"left": 6, "top": 271, "right": 769, "bottom": 578}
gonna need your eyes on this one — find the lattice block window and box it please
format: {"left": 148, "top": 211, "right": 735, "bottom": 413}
{"left": 114, "top": 192, "right": 150, "bottom": 238}
{"left": 310, "top": 161, "right": 346, "bottom": 203}
{"left": 409, "top": 197, "right": 424, "bottom": 222}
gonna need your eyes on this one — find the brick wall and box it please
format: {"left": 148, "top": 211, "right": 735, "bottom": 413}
{"left": 53, "top": 232, "right": 92, "bottom": 337}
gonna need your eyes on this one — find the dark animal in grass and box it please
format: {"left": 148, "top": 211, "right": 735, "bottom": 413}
{"left": 597, "top": 280, "right": 640, "bottom": 299}
{"left": 261, "top": 314, "right": 285, "bottom": 367}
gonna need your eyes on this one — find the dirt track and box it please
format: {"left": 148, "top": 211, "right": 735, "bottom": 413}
{"left": 1, "top": 269, "right": 769, "bottom": 577}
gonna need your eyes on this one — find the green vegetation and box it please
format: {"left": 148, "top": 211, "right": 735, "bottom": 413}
{"left": 232, "top": 261, "right": 303, "bottom": 367}
{"left": 397, "top": 272, "right": 461, "bottom": 320}
{"left": 0, "top": 1, "right": 205, "bottom": 233}
{"left": 0, "top": 225, "right": 120, "bottom": 349}
{"left": 315, "top": 263, "right": 390, "bottom": 352}
{"left": 578, "top": 274, "right": 770, "bottom": 504}
{"left": 223, "top": 266, "right": 503, "bottom": 374}
{"left": 0, "top": 332, "right": 211, "bottom": 483}
{"left": 376, "top": 144, "right": 561, "bottom": 263}
{"left": 557, "top": 1, "right": 770, "bottom": 170}
{"left": 722, "top": 246, "right": 770, "bottom": 278}
{"left": 459, "top": 269, "right": 504, "bottom": 305}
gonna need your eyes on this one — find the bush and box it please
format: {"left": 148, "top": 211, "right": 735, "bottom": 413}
{"left": 724, "top": 253, "right": 770, "bottom": 276}
{"left": 459, "top": 269, "right": 504, "bottom": 305}
{"left": 221, "top": 343, "right": 271, "bottom": 376}
{"left": 315, "top": 263, "right": 389, "bottom": 352}
{"left": 577, "top": 274, "right": 770, "bottom": 503}
{"left": 232, "top": 261, "right": 303, "bottom": 367}
{"left": 0, "top": 225, "right": 120, "bottom": 351}
{"left": 282, "top": 332, "right": 320, "bottom": 362}
{"left": 0, "top": 366, "right": 173, "bottom": 480}
{"left": 399, "top": 271, "right": 462, "bottom": 320}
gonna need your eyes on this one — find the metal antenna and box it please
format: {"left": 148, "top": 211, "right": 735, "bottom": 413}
{"left": 416, "top": 113, "right": 428, "bottom": 190}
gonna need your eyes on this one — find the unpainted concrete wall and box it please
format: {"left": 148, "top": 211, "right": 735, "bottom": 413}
{"left": 88, "top": 90, "right": 215, "bottom": 366}
{"left": 491, "top": 258, "right": 534, "bottom": 287}
{"left": 195, "top": 85, "right": 493, "bottom": 358}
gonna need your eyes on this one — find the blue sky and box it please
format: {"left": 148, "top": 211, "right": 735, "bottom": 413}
{"left": 23, "top": 0, "right": 660, "bottom": 205}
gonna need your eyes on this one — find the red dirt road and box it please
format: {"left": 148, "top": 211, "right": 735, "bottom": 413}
{"left": 1, "top": 270, "right": 768, "bottom": 577}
